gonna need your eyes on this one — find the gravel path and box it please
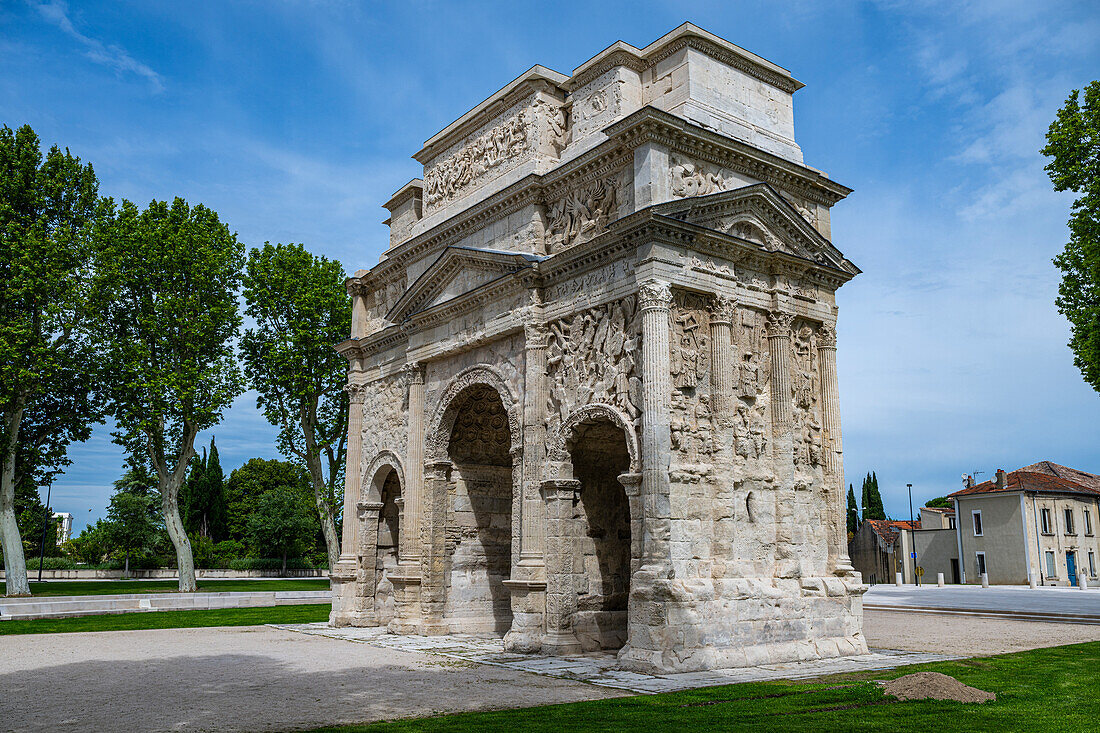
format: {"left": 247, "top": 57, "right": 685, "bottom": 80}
{"left": 864, "top": 609, "right": 1100, "bottom": 655}
{"left": 0, "top": 626, "right": 625, "bottom": 732}
{"left": 4, "top": 610, "right": 1099, "bottom": 732}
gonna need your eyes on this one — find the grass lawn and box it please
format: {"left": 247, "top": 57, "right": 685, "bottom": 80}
{"left": 306, "top": 641, "right": 1100, "bottom": 733}
{"left": 1, "top": 578, "right": 330, "bottom": 596}
{"left": 0, "top": 602, "right": 331, "bottom": 635}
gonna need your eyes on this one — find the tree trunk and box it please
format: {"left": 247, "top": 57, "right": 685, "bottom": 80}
{"left": 124, "top": 548, "right": 130, "bottom": 576}
{"left": 282, "top": 550, "right": 287, "bottom": 576}
{"left": 1, "top": 404, "right": 31, "bottom": 597}
{"left": 153, "top": 425, "right": 199, "bottom": 593}
{"left": 302, "top": 412, "right": 341, "bottom": 570}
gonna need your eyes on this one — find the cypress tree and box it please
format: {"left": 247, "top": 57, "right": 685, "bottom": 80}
{"left": 205, "top": 439, "right": 227, "bottom": 540}
{"left": 847, "top": 484, "right": 859, "bottom": 535}
{"left": 861, "top": 472, "right": 886, "bottom": 520}
{"left": 180, "top": 448, "right": 207, "bottom": 536}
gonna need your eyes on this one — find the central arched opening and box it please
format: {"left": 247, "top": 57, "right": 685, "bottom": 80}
{"left": 373, "top": 467, "right": 401, "bottom": 625}
{"left": 569, "top": 418, "right": 632, "bottom": 651}
{"left": 443, "top": 383, "right": 513, "bottom": 634}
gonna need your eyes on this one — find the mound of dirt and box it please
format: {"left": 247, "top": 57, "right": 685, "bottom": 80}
{"left": 881, "top": 672, "right": 995, "bottom": 703}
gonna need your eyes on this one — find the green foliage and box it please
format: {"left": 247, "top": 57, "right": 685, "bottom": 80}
{"left": 67, "top": 520, "right": 112, "bottom": 564}
{"left": 925, "top": 496, "right": 952, "bottom": 508}
{"left": 0, "top": 123, "right": 107, "bottom": 595}
{"left": 860, "top": 472, "right": 886, "bottom": 521}
{"left": 104, "top": 490, "right": 159, "bottom": 571}
{"left": 224, "top": 458, "right": 315, "bottom": 541}
{"left": 240, "top": 242, "right": 350, "bottom": 566}
{"left": 846, "top": 483, "right": 859, "bottom": 535}
{"left": 1043, "top": 81, "right": 1100, "bottom": 393}
{"left": 246, "top": 487, "right": 318, "bottom": 572}
{"left": 91, "top": 196, "right": 245, "bottom": 591}
{"left": 180, "top": 437, "right": 228, "bottom": 540}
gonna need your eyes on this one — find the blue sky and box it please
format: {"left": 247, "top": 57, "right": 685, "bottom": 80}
{"left": 3, "top": 1, "right": 1097, "bottom": 532}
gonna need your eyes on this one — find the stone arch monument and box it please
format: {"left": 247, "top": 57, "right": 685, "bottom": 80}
{"left": 330, "top": 22, "right": 867, "bottom": 673}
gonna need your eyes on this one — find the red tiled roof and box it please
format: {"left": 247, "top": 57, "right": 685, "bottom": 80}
{"left": 948, "top": 468, "right": 1100, "bottom": 499}
{"left": 922, "top": 506, "right": 954, "bottom": 514}
{"left": 864, "top": 519, "right": 920, "bottom": 544}
{"left": 1018, "top": 461, "right": 1100, "bottom": 492}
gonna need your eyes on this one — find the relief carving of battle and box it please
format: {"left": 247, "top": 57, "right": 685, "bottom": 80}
{"left": 545, "top": 174, "right": 620, "bottom": 253}
{"left": 358, "top": 376, "right": 408, "bottom": 465}
{"left": 545, "top": 295, "right": 643, "bottom": 445}
{"left": 791, "top": 320, "right": 824, "bottom": 470}
{"left": 670, "top": 291, "right": 714, "bottom": 464}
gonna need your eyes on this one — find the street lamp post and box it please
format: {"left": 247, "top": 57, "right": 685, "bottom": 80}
{"left": 37, "top": 479, "right": 53, "bottom": 583}
{"left": 908, "top": 482, "right": 918, "bottom": 587}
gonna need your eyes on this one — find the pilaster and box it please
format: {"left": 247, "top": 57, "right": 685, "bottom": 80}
{"left": 419, "top": 459, "right": 453, "bottom": 634}
{"left": 352, "top": 500, "right": 385, "bottom": 626}
{"left": 540, "top": 479, "right": 582, "bottom": 655}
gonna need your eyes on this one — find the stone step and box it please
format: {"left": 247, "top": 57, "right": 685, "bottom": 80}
{"left": 0, "top": 590, "right": 331, "bottom": 621}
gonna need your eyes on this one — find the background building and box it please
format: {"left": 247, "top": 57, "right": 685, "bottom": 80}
{"left": 949, "top": 463, "right": 1100, "bottom": 586}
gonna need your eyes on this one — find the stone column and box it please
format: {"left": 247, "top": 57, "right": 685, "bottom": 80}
{"left": 817, "top": 324, "right": 855, "bottom": 574}
{"left": 767, "top": 310, "right": 797, "bottom": 578}
{"left": 766, "top": 311, "right": 795, "bottom": 435}
{"left": 540, "top": 479, "right": 581, "bottom": 655}
{"left": 401, "top": 363, "right": 425, "bottom": 567}
{"left": 419, "top": 459, "right": 452, "bottom": 635}
{"left": 638, "top": 281, "right": 673, "bottom": 573}
{"left": 389, "top": 362, "right": 424, "bottom": 633}
{"left": 331, "top": 378, "right": 366, "bottom": 626}
{"left": 518, "top": 321, "right": 548, "bottom": 569}
{"left": 709, "top": 296, "right": 736, "bottom": 423}
{"left": 354, "top": 500, "right": 384, "bottom": 625}
{"left": 349, "top": 279, "right": 369, "bottom": 339}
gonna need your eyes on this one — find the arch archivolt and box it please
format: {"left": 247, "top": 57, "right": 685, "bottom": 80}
{"left": 362, "top": 450, "right": 405, "bottom": 504}
{"left": 425, "top": 364, "right": 522, "bottom": 464}
{"left": 548, "top": 402, "right": 640, "bottom": 480}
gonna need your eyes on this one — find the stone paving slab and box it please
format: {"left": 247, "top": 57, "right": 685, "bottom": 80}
{"left": 271, "top": 623, "right": 959, "bottom": 694}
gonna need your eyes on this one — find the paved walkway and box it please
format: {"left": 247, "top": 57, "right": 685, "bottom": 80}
{"left": 273, "top": 623, "right": 959, "bottom": 694}
{"left": 864, "top": 584, "right": 1100, "bottom": 623}
{"left": 0, "top": 590, "right": 330, "bottom": 620}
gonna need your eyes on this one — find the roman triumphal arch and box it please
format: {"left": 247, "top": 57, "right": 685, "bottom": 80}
{"left": 330, "top": 23, "right": 868, "bottom": 673}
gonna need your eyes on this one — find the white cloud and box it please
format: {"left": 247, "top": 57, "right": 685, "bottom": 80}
{"left": 31, "top": 0, "right": 164, "bottom": 92}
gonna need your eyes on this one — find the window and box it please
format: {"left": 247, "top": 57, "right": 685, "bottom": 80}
{"left": 1085, "top": 509, "right": 1093, "bottom": 536}
{"left": 976, "top": 552, "right": 987, "bottom": 576}
{"left": 949, "top": 516, "right": 956, "bottom": 529}
{"left": 1090, "top": 551, "right": 1097, "bottom": 577}
{"left": 1046, "top": 551, "right": 1056, "bottom": 578}
{"left": 1064, "top": 508, "right": 1075, "bottom": 535}
{"left": 972, "top": 510, "right": 983, "bottom": 537}
{"left": 1041, "top": 507, "right": 1052, "bottom": 534}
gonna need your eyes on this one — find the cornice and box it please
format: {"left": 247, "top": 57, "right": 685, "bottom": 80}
{"left": 647, "top": 35, "right": 803, "bottom": 94}
{"left": 606, "top": 107, "right": 851, "bottom": 206}
{"left": 567, "top": 48, "right": 649, "bottom": 91}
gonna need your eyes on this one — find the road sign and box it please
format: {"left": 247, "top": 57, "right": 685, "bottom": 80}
{"left": 910, "top": 552, "right": 916, "bottom": 559}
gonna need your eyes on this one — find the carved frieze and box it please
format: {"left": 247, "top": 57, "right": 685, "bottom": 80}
{"left": 670, "top": 154, "right": 729, "bottom": 198}
{"left": 423, "top": 108, "right": 533, "bottom": 208}
{"left": 669, "top": 291, "right": 714, "bottom": 461}
{"left": 360, "top": 376, "right": 408, "bottom": 469}
{"left": 791, "top": 321, "right": 823, "bottom": 469}
{"left": 545, "top": 175, "right": 619, "bottom": 252}
{"left": 545, "top": 295, "right": 643, "bottom": 440}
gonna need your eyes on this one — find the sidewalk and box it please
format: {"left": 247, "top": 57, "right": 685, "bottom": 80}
{"left": 864, "top": 584, "right": 1100, "bottom": 624}
{"left": 0, "top": 590, "right": 330, "bottom": 620}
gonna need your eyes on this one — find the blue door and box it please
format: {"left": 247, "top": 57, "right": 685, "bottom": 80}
{"left": 1067, "top": 552, "right": 1078, "bottom": 586}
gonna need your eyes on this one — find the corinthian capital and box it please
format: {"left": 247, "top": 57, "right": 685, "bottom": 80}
{"left": 709, "top": 295, "right": 736, "bottom": 324}
{"left": 765, "top": 310, "right": 795, "bottom": 338}
{"left": 524, "top": 321, "right": 549, "bottom": 350}
{"left": 344, "top": 382, "right": 369, "bottom": 404}
{"left": 402, "top": 361, "right": 424, "bottom": 387}
{"left": 817, "top": 323, "right": 837, "bottom": 348}
{"left": 637, "top": 280, "right": 672, "bottom": 310}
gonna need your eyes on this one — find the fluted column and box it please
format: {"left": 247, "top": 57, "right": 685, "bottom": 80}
{"left": 709, "top": 296, "right": 736, "bottom": 423}
{"left": 766, "top": 311, "right": 795, "bottom": 434}
{"left": 817, "top": 324, "right": 855, "bottom": 574}
{"left": 401, "top": 362, "right": 425, "bottom": 567}
{"left": 638, "top": 281, "right": 673, "bottom": 572}
{"left": 338, "top": 381, "right": 367, "bottom": 568}
{"left": 519, "top": 321, "right": 548, "bottom": 567}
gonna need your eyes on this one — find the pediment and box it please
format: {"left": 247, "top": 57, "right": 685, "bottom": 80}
{"left": 386, "top": 246, "right": 544, "bottom": 323}
{"left": 653, "top": 183, "right": 858, "bottom": 274}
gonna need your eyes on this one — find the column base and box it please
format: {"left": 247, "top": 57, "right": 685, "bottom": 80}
{"left": 541, "top": 629, "right": 583, "bottom": 656}
{"left": 503, "top": 577, "right": 546, "bottom": 653}
{"left": 388, "top": 564, "right": 423, "bottom": 635}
